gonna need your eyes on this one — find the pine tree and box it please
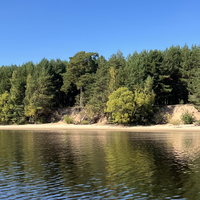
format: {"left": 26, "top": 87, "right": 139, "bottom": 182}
{"left": 49, "top": 59, "right": 67, "bottom": 107}
{"left": 125, "top": 51, "right": 147, "bottom": 92}
{"left": 0, "top": 65, "right": 16, "bottom": 95}
{"left": 187, "top": 45, "right": 200, "bottom": 104}
{"left": 61, "top": 51, "right": 98, "bottom": 108}
{"left": 24, "top": 68, "right": 54, "bottom": 122}
{"left": 159, "top": 46, "right": 182, "bottom": 104}
{"left": 86, "top": 56, "right": 110, "bottom": 116}
{"left": 24, "top": 74, "right": 37, "bottom": 121}
{"left": 0, "top": 91, "right": 15, "bottom": 124}
{"left": 10, "top": 70, "right": 26, "bottom": 105}
{"left": 107, "top": 50, "right": 126, "bottom": 92}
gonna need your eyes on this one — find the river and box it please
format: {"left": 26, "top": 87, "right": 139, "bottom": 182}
{"left": 0, "top": 130, "right": 200, "bottom": 199}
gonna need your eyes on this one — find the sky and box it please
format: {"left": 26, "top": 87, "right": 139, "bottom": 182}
{"left": 0, "top": 0, "right": 200, "bottom": 66}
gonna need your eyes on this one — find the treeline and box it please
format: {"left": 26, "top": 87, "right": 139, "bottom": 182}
{"left": 0, "top": 44, "right": 200, "bottom": 124}
{"left": 0, "top": 59, "right": 69, "bottom": 124}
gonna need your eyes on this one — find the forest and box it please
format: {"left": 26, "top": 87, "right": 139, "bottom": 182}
{"left": 0, "top": 44, "right": 200, "bottom": 125}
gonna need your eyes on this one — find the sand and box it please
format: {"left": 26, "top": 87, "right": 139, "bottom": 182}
{"left": 0, "top": 122, "right": 200, "bottom": 132}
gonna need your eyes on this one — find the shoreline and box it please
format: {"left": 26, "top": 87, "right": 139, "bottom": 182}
{"left": 0, "top": 123, "right": 200, "bottom": 132}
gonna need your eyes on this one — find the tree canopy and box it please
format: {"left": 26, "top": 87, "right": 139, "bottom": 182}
{"left": 0, "top": 45, "right": 200, "bottom": 124}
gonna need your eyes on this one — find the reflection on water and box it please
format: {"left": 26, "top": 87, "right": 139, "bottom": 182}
{"left": 0, "top": 130, "right": 200, "bottom": 199}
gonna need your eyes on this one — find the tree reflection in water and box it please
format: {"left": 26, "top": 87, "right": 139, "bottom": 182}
{"left": 0, "top": 130, "right": 200, "bottom": 199}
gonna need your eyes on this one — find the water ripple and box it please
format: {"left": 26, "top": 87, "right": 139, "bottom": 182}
{"left": 0, "top": 131, "right": 200, "bottom": 199}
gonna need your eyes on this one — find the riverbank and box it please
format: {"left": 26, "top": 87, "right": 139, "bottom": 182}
{"left": 0, "top": 122, "right": 200, "bottom": 132}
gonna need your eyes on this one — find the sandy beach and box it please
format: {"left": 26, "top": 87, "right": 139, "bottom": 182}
{"left": 0, "top": 122, "right": 200, "bottom": 132}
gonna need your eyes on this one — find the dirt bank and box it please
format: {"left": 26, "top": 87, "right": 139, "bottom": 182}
{"left": 50, "top": 104, "right": 200, "bottom": 125}
{"left": 158, "top": 104, "right": 200, "bottom": 123}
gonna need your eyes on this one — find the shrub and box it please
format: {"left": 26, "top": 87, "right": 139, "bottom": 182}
{"left": 38, "top": 116, "right": 46, "bottom": 124}
{"left": 18, "top": 117, "right": 27, "bottom": 125}
{"left": 165, "top": 114, "right": 181, "bottom": 125}
{"left": 105, "top": 86, "right": 155, "bottom": 124}
{"left": 153, "top": 110, "right": 163, "bottom": 124}
{"left": 166, "top": 113, "right": 172, "bottom": 123}
{"left": 105, "top": 87, "right": 134, "bottom": 124}
{"left": 181, "top": 111, "right": 193, "bottom": 124}
{"left": 171, "top": 119, "right": 181, "bottom": 126}
{"left": 81, "top": 120, "right": 88, "bottom": 125}
{"left": 107, "top": 119, "right": 114, "bottom": 124}
{"left": 64, "top": 115, "right": 73, "bottom": 124}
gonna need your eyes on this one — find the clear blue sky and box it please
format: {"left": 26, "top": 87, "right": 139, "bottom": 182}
{"left": 0, "top": 0, "right": 200, "bottom": 66}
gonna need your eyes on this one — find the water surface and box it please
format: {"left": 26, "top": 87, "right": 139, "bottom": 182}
{"left": 0, "top": 130, "right": 200, "bottom": 199}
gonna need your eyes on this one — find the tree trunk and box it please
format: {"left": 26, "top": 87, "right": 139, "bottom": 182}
{"left": 80, "top": 86, "right": 83, "bottom": 109}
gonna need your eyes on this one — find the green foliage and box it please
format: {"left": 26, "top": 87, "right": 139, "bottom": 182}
{"left": 81, "top": 120, "right": 89, "bottom": 124}
{"left": 61, "top": 51, "right": 98, "bottom": 107}
{"left": 105, "top": 87, "right": 135, "bottom": 124}
{"left": 83, "top": 104, "right": 96, "bottom": 123}
{"left": 86, "top": 56, "right": 109, "bottom": 116}
{"left": 132, "top": 76, "right": 155, "bottom": 124}
{"left": 107, "top": 119, "right": 114, "bottom": 124}
{"left": 194, "top": 105, "right": 200, "bottom": 112}
{"left": 108, "top": 66, "right": 117, "bottom": 93}
{"left": 181, "top": 111, "right": 194, "bottom": 124}
{"left": 17, "top": 116, "right": 26, "bottom": 125}
{"left": 165, "top": 113, "right": 181, "bottom": 125}
{"left": 38, "top": 116, "right": 46, "bottom": 124}
{"left": 106, "top": 77, "right": 155, "bottom": 125}
{"left": 185, "top": 45, "right": 200, "bottom": 105}
{"left": 24, "top": 67, "right": 54, "bottom": 122}
{"left": 1, "top": 45, "right": 200, "bottom": 125}
{"left": 0, "top": 91, "right": 15, "bottom": 124}
{"left": 24, "top": 74, "right": 37, "bottom": 119}
{"left": 49, "top": 59, "right": 68, "bottom": 107}
{"left": 125, "top": 51, "right": 147, "bottom": 91}
{"left": 0, "top": 65, "right": 16, "bottom": 95}
{"left": 10, "top": 68, "right": 27, "bottom": 105}
{"left": 10, "top": 69, "right": 26, "bottom": 122}
{"left": 179, "top": 99, "right": 184, "bottom": 104}
{"left": 152, "top": 107, "right": 163, "bottom": 124}
{"left": 171, "top": 119, "right": 181, "bottom": 126}
{"left": 64, "top": 115, "right": 73, "bottom": 124}
{"left": 166, "top": 113, "right": 172, "bottom": 123}
{"left": 107, "top": 50, "right": 126, "bottom": 92}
